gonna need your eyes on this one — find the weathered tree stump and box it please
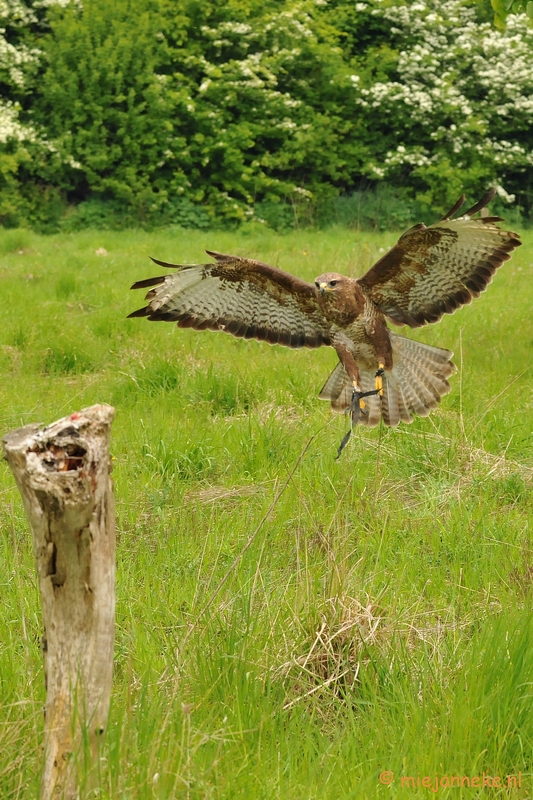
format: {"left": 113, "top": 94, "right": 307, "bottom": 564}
{"left": 2, "top": 404, "right": 116, "bottom": 800}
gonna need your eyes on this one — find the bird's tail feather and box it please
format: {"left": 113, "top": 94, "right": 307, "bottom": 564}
{"left": 318, "top": 333, "right": 455, "bottom": 427}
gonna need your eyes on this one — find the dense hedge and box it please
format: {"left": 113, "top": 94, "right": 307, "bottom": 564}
{"left": 1, "top": 0, "right": 533, "bottom": 230}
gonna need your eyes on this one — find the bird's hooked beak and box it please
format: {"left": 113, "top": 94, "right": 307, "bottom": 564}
{"left": 319, "top": 281, "right": 328, "bottom": 296}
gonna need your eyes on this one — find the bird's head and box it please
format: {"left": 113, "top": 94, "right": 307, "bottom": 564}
{"left": 314, "top": 271, "right": 363, "bottom": 323}
{"left": 314, "top": 272, "right": 346, "bottom": 297}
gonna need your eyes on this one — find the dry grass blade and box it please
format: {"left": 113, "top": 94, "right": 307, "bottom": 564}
{"left": 283, "top": 666, "right": 355, "bottom": 710}
{"left": 183, "top": 482, "right": 270, "bottom": 505}
{"left": 276, "top": 596, "right": 385, "bottom": 710}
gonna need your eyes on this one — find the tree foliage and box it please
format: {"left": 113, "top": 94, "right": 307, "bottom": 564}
{"left": 491, "top": 0, "right": 533, "bottom": 28}
{"left": 2, "top": 0, "right": 533, "bottom": 229}
{"left": 352, "top": 0, "right": 533, "bottom": 212}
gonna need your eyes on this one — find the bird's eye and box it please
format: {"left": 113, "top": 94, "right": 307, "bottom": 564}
{"left": 315, "top": 281, "right": 320, "bottom": 288}
{"left": 330, "top": 280, "right": 338, "bottom": 287}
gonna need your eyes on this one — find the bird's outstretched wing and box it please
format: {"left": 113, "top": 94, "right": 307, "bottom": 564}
{"left": 357, "top": 189, "right": 522, "bottom": 328}
{"left": 128, "top": 250, "right": 331, "bottom": 349}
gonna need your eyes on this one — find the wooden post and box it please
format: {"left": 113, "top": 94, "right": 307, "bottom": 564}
{"left": 2, "top": 404, "right": 115, "bottom": 800}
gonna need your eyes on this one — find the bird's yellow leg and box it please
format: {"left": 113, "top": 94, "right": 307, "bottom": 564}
{"left": 375, "top": 363, "right": 385, "bottom": 395}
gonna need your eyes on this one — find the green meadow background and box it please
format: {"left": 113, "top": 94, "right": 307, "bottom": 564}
{"left": 1, "top": 224, "right": 532, "bottom": 798}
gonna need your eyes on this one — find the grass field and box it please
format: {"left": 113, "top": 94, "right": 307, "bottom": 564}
{"left": 1, "top": 223, "right": 532, "bottom": 799}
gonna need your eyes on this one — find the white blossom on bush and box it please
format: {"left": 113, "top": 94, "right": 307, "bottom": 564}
{"left": 0, "top": 0, "right": 75, "bottom": 143}
{"left": 354, "top": 0, "right": 533, "bottom": 203}
{"left": 0, "top": 100, "right": 36, "bottom": 142}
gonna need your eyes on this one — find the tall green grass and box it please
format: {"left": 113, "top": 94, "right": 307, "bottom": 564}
{"left": 0, "top": 225, "right": 532, "bottom": 798}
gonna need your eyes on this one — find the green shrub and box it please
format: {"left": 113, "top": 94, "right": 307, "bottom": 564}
{"left": 2, "top": 0, "right": 533, "bottom": 228}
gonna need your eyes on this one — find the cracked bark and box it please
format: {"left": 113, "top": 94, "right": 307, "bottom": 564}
{"left": 2, "top": 404, "right": 115, "bottom": 800}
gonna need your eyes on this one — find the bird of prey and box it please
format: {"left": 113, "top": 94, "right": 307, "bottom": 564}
{"left": 128, "top": 189, "right": 521, "bottom": 441}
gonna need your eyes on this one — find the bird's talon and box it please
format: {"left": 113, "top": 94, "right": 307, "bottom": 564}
{"left": 349, "top": 384, "right": 383, "bottom": 425}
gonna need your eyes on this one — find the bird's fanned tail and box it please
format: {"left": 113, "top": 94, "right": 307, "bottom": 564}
{"left": 319, "top": 333, "right": 455, "bottom": 428}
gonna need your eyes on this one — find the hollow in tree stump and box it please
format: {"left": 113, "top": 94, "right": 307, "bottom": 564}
{"left": 2, "top": 404, "right": 116, "bottom": 800}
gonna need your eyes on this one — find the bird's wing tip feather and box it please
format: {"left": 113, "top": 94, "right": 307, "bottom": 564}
{"left": 205, "top": 249, "right": 234, "bottom": 261}
{"left": 439, "top": 188, "right": 497, "bottom": 223}
{"left": 127, "top": 306, "right": 150, "bottom": 318}
{"left": 439, "top": 194, "right": 466, "bottom": 221}
{"left": 461, "top": 188, "right": 496, "bottom": 218}
{"left": 150, "top": 256, "right": 180, "bottom": 268}
{"left": 130, "top": 275, "right": 166, "bottom": 290}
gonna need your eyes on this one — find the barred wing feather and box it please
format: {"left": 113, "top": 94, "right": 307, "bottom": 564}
{"left": 129, "top": 251, "right": 331, "bottom": 349}
{"left": 359, "top": 195, "right": 521, "bottom": 328}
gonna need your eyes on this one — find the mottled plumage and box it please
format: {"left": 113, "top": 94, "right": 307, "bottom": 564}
{"left": 129, "top": 189, "right": 521, "bottom": 429}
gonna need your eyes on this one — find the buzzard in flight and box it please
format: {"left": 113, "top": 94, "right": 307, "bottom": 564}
{"left": 129, "top": 189, "right": 521, "bottom": 437}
